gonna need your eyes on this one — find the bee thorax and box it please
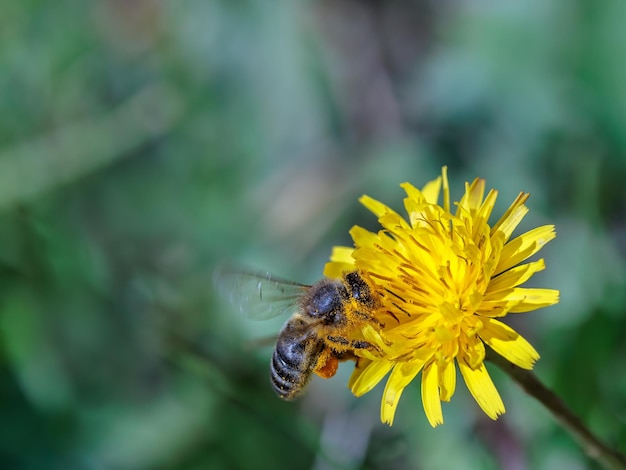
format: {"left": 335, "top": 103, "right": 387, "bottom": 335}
{"left": 304, "top": 280, "right": 345, "bottom": 318}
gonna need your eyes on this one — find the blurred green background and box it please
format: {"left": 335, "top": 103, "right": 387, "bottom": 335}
{"left": 1, "top": 0, "right": 625, "bottom": 469}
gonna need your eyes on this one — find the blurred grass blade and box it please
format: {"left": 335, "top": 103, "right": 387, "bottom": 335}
{"left": 0, "top": 83, "right": 183, "bottom": 208}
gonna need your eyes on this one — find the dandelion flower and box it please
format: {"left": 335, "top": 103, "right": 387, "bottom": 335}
{"left": 323, "top": 167, "right": 559, "bottom": 426}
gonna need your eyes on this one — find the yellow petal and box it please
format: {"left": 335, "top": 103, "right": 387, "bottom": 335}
{"left": 486, "top": 259, "right": 546, "bottom": 293}
{"left": 441, "top": 166, "right": 450, "bottom": 213}
{"left": 348, "top": 358, "right": 372, "bottom": 389}
{"left": 483, "top": 287, "right": 558, "bottom": 310}
{"left": 421, "top": 361, "right": 443, "bottom": 427}
{"left": 361, "top": 324, "right": 397, "bottom": 358}
{"left": 420, "top": 177, "right": 442, "bottom": 205}
{"left": 490, "top": 192, "right": 530, "bottom": 241}
{"left": 323, "top": 262, "right": 348, "bottom": 278}
{"left": 330, "top": 246, "right": 355, "bottom": 264}
{"left": 400, "top": 182, "right": 426, "bottom": 204}
{"left": 473, "top": 189, "right": 498, "bottom": 239}
{"left": 479, "top": 319, "right": 539, "bottom": 369}
{"left": 359, "top": 195, "right": 395, "bottom": 218}
{"left": 438, "top": 359, "right": 456, "bottom": 402}
{"left": 460, "top": 334, "right": 485, "bottom": 369}
{"left": 380, "top": 361, "right": 423, "bottom": 425}
{"left": 379, "top": 211, "right": 411, "bottom": 231}
{"left": 507, "top": 288, "right": 560, "bottom": 312}
{"left": 457, "top": 178, "right": 485, "bottom": 217}
{"left": 349, "top": 225, "right": 380, "bottom": 248}
{"left": 403, "top": 197, "right": 428, "bottom": 229}
{"left": 481, "top": 288, "right": 559, "bottom": 314}
{"left": 350, "top": 359, "right": 394, "bottom": 396}
{"left": 494, "top": 225, "right": 556, "bottom": 275}
{"left": 323, "top": 247, "right": 356, "bottom": 278}
{"left": 458, "top": 358, "right": 505, "bottom": 420}
{"left": 469, "top": 178, "right": 486, "bottom": 210}
{"left": 477, "top": 298, "right": 520, "bottom": 317}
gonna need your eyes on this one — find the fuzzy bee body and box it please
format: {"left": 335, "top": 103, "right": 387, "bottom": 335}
{"left": 214, "top": 268, "right": 381, "bottom": 399}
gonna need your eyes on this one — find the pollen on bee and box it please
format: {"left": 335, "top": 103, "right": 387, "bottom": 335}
{"left": 314, "top": 352, "right": 340, "bottom": 379}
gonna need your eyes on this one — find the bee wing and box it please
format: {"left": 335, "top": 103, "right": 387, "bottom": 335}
{"left": 212, "top": 266, "right": 309, "bottom": 321}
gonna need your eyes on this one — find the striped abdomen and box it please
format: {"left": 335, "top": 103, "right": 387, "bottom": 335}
{"left": 271, "top": 318, "right": 324, "bottom": 400}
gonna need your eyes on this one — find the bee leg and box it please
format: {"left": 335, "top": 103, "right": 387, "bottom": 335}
{"left": 327, "top": 334, "right": 382, "bottom": 354}
{"left": 326, "top": 335, "right": 350, "bottom": 346}
{"left": 353, "top": 310, "right": 385, "bottom": 329}
{"left": 350, "top": 339, "right": 381, "bottom": 353}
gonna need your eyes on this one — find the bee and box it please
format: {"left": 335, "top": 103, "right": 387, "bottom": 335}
{"left": 214, "top": 267, "right": 382, "bottom": 400}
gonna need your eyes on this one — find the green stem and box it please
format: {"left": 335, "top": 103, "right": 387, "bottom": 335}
{"left": 486, "top": 349, "right": 626, "bottom": 470}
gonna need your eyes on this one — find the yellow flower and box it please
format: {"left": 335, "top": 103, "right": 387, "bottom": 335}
{"left": 323, "top": 167, "right": 559, "bottom": 427}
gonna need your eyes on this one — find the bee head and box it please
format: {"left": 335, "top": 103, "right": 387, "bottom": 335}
{"left": 344, "top": 271, "right": 374, "bottom": 307}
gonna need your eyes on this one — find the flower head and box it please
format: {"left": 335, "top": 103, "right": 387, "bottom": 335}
{"left": 324, "top": 167, "right": 559, "bottom": 426}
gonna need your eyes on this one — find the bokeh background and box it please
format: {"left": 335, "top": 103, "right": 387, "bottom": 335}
{"left": 1, "top": 0, "right": 625, "bottom": 469}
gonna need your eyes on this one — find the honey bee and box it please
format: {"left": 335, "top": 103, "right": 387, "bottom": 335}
{"left": 214, "top": 267, "right": 382, "bottom": 400}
